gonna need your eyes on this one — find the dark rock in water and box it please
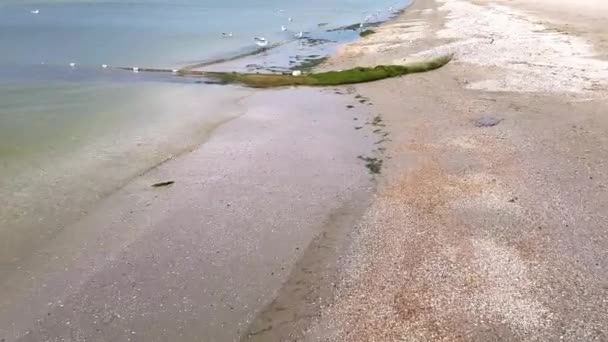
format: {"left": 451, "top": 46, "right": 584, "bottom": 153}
{"left": 474, "top": 116, "right": 503, "bottom": 127}
{"left": 152, "top": 181, "right": 175, "bottom": 188}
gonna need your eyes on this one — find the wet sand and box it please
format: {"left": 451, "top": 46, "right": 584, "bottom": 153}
{"left": 0, "top": 88, "right": 378, "bottom": 341}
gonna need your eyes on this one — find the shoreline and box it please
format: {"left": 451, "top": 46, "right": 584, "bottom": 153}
{"left": 3, "top": 0, "right": 608, "bottom": 340}
{"left": 1, "top": 3, "right": 416, "bottom": 331}
{"left": 0, "top": 4, "right": 410, "bottom": 289}
{"left": 2, "top": 1, "right": 410, "bottom": 340}
{"left": 0, "top": 0, "right": 424, "bottom": 297}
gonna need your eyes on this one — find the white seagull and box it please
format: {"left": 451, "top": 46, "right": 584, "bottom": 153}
{"left": 101, "top": 64, "right": 108, "bottom": 69}
{"left": 69, "top": 62, "right": 76, "bottom": 68}
{"left": 222, "top": 32, "right": 233, "bottom": 38}
{"left": 295, "top": 31, "right": 303, "bottom": 38}
{"left": 132, "top": 67, "right": 139, "bottom": 73}
{"left": 281, "top": 25, "right": 287, "bottom": 32}
{"left": 30, "top": 9, "right": 40, "bottom": 14}
{"left": 254, "top": 37, "right": 269, "bottom": 47}
{"left": 288, "top": 17, "right": 293, "bottom": 22}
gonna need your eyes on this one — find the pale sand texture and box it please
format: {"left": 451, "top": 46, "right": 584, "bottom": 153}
{"left": 330, "top": 0, "right": 608, "bottom": 94}
{"left": 299, "top": 0, "right": 608, "bottom": 340}
{"left": 476, "top": 0, "right": 608, "bottom": 59}
{"left": 488, "top": 0, "right": 608, "bottom": 22}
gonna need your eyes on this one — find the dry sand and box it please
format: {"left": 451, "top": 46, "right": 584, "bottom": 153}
{"left": 292, "top": 0, "right": 608, "bottom": 340}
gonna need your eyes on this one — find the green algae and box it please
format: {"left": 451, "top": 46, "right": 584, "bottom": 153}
{"left": 359, "top": 29, "right": 376, "bottom": 37}
{"left": 202, "top": 55, "right": 451, "bottom": 88}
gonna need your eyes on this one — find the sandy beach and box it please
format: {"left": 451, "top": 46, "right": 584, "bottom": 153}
{"left": 297, "top": 0, "right": 608, "bottom": 340}
{"left": 2, "top": 0, "right": 608, "bottom": 341}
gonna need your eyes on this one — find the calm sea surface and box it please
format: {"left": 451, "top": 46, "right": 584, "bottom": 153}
{"left": 0, "top": 0, "right": 408, "bottom": 248}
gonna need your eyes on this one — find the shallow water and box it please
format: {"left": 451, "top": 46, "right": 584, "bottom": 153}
{"left": 0, "top": 0, "right": 409, "bottom": 263}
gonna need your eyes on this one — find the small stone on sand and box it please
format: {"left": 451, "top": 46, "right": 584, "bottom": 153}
{"left": 474, "top": 116, "right": 503, "bottom": 127}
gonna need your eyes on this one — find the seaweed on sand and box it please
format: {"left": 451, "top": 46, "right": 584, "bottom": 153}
{"left": 202, "top": 55, "right": 452, "bottom": 88}
{"left": 359, "top": 29, "right": 376, "bottom": 37}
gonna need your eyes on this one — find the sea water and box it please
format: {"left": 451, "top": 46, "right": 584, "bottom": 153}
{"left": 0, "top": 0, "right": 404, "bottom": 68}
{"left": 0, "top": 0, "right": 408, "bottom": 264}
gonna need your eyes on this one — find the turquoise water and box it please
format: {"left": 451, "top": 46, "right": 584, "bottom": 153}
{"left": 0, "top": 0, "right": 408, "bottom": 262}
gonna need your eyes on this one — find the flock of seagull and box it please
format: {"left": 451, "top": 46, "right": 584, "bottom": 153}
{"left": 222, "top": 5, "right": 397, "bottom": 48}
{"left": 28, "top": 4, "right": 398, "bottom": 70}
{"left": 222, "top": 11, "right": 303, "bottom": 48}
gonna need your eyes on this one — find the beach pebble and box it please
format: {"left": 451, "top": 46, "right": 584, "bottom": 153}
{"left": 292, "top": 70, "right": 302, "bottom": 76}
{"left": 474, "top": 116, "right": 503, "bottom": 127}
